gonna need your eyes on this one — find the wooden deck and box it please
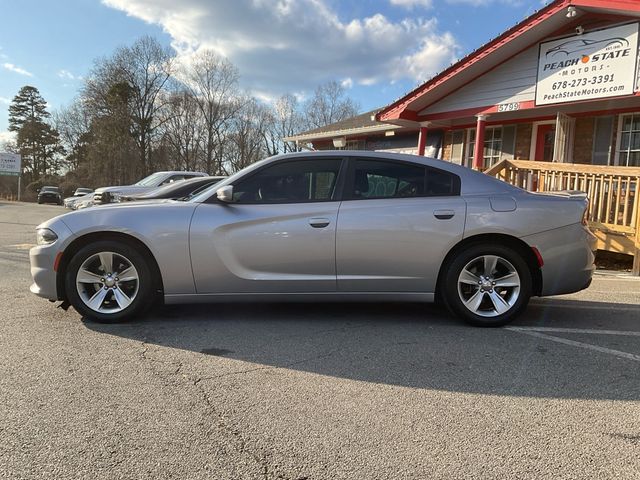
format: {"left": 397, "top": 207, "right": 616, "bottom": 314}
{"left": 484, "top": 160, "right": 640, "bottom": 275}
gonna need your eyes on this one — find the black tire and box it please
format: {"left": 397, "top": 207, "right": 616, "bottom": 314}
{"left": 65, "top": 240, "right": 155, "bottom": 323}
{"left": 441, "top": 243, "right": 532, "bottom": 327}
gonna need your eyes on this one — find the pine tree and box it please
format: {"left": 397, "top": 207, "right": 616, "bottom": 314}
{"left": 8, "top": 86, "right": 50, "bottom": 131}
{"left": 8, "top": 86, "right": 64, "bottom": 182}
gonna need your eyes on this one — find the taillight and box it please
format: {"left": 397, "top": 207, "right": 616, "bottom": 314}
{"left": 531, "top": 246, "right": 544, "bottom": 267}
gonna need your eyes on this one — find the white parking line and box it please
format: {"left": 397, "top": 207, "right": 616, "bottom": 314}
{"left": 528, "top": 303, "right": 639, "bottom": 311}
{"left": 508, "top": 326, "right": 640, "bottom": 336}
{"left": 506, "top": 327, "right": 640, "bottom": 362}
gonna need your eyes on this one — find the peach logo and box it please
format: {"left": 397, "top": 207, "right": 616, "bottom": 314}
{"left": 581, "top": 55, "right": 590, "bottom": 63}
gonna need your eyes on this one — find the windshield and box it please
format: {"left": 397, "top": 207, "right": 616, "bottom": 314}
{"left": 180, "top": 180, "right": 221, "bottom": 200}
{"left": 42, "top": 186, "right": 58, "bottom": 192}
{"left": 134, "top": 172, "right": 166, "bottom": 186}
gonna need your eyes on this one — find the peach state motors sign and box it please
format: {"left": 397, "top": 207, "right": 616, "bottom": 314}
{"left": 0, "top": 153, "right": 21, "bottom": 176}
{"left": 536, "top": 23, "right": 639, "bottom": 106}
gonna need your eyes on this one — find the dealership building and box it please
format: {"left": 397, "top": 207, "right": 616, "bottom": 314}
{"left": 287, "top": 0, "right": 640, "bottom": 171}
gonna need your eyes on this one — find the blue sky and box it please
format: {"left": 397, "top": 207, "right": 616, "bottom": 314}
{"left": 0, "top": 0, "right": 546, "bottom": 142}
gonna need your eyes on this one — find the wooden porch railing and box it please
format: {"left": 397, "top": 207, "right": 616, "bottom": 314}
{"left": 485, "top": 160, "right": 640, "bottom": 275}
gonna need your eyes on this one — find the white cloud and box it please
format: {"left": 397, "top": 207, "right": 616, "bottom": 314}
{"left": 447, "top": 0, "right": 523, "bottom": 5}
{"left": 341, "top": 78, "right": 353, "bottom": 89}
{"left": 3, "top": 62, "right": 33, "bottom": 77}
{"left": 391, "top": 0, "right": 521, "bottom": 8}
{"left": 57, "top": 69, "right": 78, "bottom": 80}
{"left": 0, "top": 96, "right": 10, "bottom": 105}
{"left": 0, "top": 131, "right": 16, "bottom": 145}
{"left": 102, "top": 0, "right": 460, "bottom": 96}
{"left": 390, "top": 0, "right": 433, "bottom": 8}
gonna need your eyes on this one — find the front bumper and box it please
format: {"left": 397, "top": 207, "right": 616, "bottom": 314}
{"left": 39, "top": 195, "right": 61, "bottom": 203}
{"left": 30, "top": 244, "right": 60, "bottom": 300}
{"left": 29, "top": 220, "right": 74, "bottom": 301}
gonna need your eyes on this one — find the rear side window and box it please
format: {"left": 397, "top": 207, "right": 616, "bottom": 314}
{"left": 426, "top": 168, "right": 459, "bottom": 196}
{"left": 349, "top": 159, "right": 459, "bottom": 199}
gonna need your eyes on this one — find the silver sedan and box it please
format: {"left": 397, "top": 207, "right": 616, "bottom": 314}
{"left": 29, "top": 151, "right": 596, "bottom": 327}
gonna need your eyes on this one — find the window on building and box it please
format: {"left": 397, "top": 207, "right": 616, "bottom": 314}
{"left": 342, "top": 140, "right": 366, "bottom": 150}
{"left": 617, "top": 114, "right": 640, "bottom": 167}
{"left": 449, "top": 130, "right": 465, "bottom": 165}
{"left": 466, "top": 127, "right": 503, "bottom": 169}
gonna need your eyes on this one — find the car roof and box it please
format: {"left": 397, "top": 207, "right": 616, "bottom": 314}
{"left": 154, "top": 171, "right": 208, "bottom": 176}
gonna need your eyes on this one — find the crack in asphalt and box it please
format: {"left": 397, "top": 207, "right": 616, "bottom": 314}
{"left": 137, "top": 341, "right": 293, "bottom": 480}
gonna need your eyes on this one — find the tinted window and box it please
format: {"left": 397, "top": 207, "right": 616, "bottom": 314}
{"left": 349, "top": 159, "right": 459, "bottom": 199}
{"left": 233, "top": 159, "right": 342, "bottom": 204}
{"left": 426, "top": 168, "right": 458, "bottom": 196}
{"left": 350, "top": 160, "right": 425, "bottom": 199}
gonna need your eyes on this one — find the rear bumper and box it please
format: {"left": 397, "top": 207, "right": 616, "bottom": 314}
{"left": 523, "top": 223, "right": 596, "bottom": 297}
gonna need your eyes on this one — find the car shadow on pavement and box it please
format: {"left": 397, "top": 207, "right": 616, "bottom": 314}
{"left": 83, "top": 299, "right": 640, "bottom": 401}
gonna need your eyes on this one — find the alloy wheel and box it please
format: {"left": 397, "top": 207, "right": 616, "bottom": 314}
{"left": 76, "top": 251, "right": 139, "bottom": 314}
{"left": 457, "top": 254, "right": 521, "bottom": 318}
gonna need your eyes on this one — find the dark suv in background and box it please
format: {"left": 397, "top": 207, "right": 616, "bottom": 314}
{"left": 37, "top": 186, "right": 62, "bottom": 205}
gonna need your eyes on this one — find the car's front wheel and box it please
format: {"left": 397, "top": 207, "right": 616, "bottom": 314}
{"left": 442, "top": 243, "right": 532, "bottom": 327}
{"left": 65, "top": 240, "right": 154, "bottom": 323}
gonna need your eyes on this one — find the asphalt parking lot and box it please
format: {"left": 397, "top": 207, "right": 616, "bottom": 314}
{"left": 1, "top": 201, "right": 639, "bottom": 480}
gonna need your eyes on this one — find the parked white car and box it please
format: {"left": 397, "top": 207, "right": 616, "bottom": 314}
{"left": 93, "top": 171, "right": 207, "bottom": 204}
{"left": 63, "top": 188, "right": 94, "bottom": 209}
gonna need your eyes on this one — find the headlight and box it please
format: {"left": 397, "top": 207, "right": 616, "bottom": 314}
{"left": 36, "top": 228, "right": 58, "bottom": 245}
{"left": 111, "top": 193, "right": 121, "bottom": 203}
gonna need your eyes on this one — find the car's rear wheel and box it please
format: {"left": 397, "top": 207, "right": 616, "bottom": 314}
{"left": 442, "top": 243, "right": 532, "bottom": 327}
{"left": 65, "top": 240, "right": 154, "bottom": 323}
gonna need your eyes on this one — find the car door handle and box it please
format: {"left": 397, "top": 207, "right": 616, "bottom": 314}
{"left": 309, "top": 217, "right": 331, "bottom": 228}
{"left": 434, "top": 209, "right": 455, "bottom": 220}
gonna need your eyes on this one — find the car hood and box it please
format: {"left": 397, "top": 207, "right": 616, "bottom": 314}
{"left": 38, "top": 200, "right": 198, "bottom": 237}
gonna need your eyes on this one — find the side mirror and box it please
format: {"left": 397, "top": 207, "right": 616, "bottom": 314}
{"left": 216, "top": 185, "right": 234, "bottom": 203}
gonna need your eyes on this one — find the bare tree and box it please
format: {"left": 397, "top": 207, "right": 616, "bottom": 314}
{"left": 181, "top": 50, "right": 241, "bottom": 175}
{"left": 225, "top": 97, "right": 269, "bottom": 173}
{"left": 161, "top": 89, "right": 205, "bottom": 171}
{"left": 53, "top": 99, "right": 92, "bottom": 171}
{"left": 263, "top": 94, "right": 305, "bottom": 156}
{"left": 304, "top": 80, "right": 359, "bottom": 129}
{"left": 112, "top": 36, "right": 175, "bottom": 173}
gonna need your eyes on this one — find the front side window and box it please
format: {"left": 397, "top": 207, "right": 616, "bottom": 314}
{"left": 348, "top": 159, "right": 459, "bottom": 199}
{"left": 232, "top": 159, "right": 342, "bottom": 204}
{"left": 617, "top": 114, "right": 640, "bottom": 166}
